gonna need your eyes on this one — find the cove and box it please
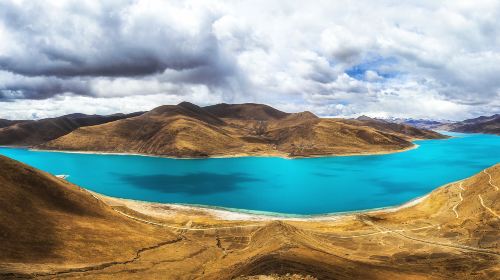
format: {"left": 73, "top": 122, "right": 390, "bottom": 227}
{"left": 0, "top": 132, "right": 499, "bottom": 215}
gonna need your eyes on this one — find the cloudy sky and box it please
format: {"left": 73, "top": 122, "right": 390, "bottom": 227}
{"left": 1, "top": 0, "right": 499, "bottom": 120}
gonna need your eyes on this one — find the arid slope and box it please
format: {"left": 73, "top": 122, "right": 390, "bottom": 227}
{"left": 40, "top": 102, "right": 446, "bottom": 157}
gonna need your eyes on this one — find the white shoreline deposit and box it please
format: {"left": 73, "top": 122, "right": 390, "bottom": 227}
{"left": 94, "top": 191, "right": 430, "bottom": 222}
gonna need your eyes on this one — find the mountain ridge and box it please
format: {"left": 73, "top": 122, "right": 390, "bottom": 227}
{"left": 36, "top": 102, "right": 446, "bottom": 158}
{"left": 0, "top": 112, "right": 145, "bottom": 146}
{"left": 439, "top": 114, "right": 500, "bottom": 135}
{"left": 391, "top": 114, "right": 500, "bottom": 135}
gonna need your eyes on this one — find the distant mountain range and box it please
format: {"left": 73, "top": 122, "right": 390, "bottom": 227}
{"left": 436, "top": 114, "right": 500, "bottom": 135}
{"left": 386, "top": 114, "right": 500, "bottom": 135}
{"left": 0, "top": 102, "right": 445, "bottom": 157}
{"left": 389, "top": 118, "right": 447, "bottom": 130}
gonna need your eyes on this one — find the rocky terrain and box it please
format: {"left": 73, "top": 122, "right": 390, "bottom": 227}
{"left": 0, "top": 112, "right": 144, "bottom": 146}
{"left": 38, "top": 102, "right": 446, "bottom": 158}
{"left": 0, "top": 156, "right": 498, "bottom": 279}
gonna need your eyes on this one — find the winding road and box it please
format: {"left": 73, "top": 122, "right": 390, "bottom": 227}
{"left": 483, "top": 169, "right": 499, "bottom": 191}
{"left": 452, "top": 182, "right": 464, "bottom": 219}
{"left": 362, "top": 216, "right": 500, "bottom": 257}
{"left": 478, "top": 168, "right": 499, "bottom": 219}
{"left": 478, "top": 194, "right": 500, "bottom": 219}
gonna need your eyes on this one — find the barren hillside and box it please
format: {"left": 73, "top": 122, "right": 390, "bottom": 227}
{"left": 39, "top": 102, "right": 447, "bottom": 158}
{"left": 0, "top": 112, "right": 144, "bottom": 146}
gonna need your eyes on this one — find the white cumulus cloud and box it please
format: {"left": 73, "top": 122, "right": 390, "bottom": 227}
{"left": 0, "top": 0, "right": 498, "bottom": 120}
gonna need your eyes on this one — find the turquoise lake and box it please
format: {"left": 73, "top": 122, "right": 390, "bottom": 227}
{"left": 0, "top": 132, "right": 499, "bottom": 215}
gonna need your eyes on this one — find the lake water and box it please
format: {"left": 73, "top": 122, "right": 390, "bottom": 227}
{"left": 0, "top": 132, "right": 499, "bottom": 215}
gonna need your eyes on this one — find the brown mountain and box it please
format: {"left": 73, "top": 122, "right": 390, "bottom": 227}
{"left": 39, "top": 102, "right": 447, "bottom": 158}
{"left": 204, "top": 103, "right": 290, "bottom": 120}
{"left": 438, "top": 114, "right": 500, "bottom": 135}
{"left": 0, "top": 119, "right": 27, "bottom": 129}
{"left": 0, "top": 112, "right": 144, "bottom": 146}
{"left": 0, "top": 155, "right": 498, "bottom": 279}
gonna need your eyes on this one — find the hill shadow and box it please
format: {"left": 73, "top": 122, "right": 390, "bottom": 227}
{"left": 114, "top": 172, "right": 262, "bottom": 195}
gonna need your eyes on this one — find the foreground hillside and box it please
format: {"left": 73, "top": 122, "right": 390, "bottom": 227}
{"left": 0, "top": 156, "right": 498, "bottom": 279}
{"left": 0, "top": 155, "right": 176, "bottom": 277}
{"left": 39, "top": 102, "right": 445, "bottom": 158}
{"left": 0, "top": 112, "right": 143, "bottom": 146}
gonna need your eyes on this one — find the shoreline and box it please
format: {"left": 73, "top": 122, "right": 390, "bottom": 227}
{"left": 0, "top": 137, "right": 454, "bottom": 221}
{"left": 26, "top": 143, "right": 421, "bottom": 160}
{"left": 93, "top": 189, "right": 430, "bottom": 222}
{"left": 0, "top": 142, "right": 438, "bottom": 221}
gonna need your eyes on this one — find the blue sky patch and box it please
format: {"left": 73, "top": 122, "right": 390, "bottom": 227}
{"left": 346, "top": 56, "right": 399, "bottom": 81}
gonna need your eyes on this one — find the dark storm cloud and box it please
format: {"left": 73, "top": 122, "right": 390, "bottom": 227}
{"left": 0, "top": 2, "right": 221, "bottom": 77}
{"left": 0, "top": 77, "right": 90, "bottom": 100}
{"left": 0, "top": 51, "right": 213, "bottom": 78}
{"left": 0, "top": 0, "right": 242, "bottom": 100}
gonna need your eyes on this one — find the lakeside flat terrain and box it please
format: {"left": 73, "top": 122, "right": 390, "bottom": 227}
{"left": 0, "top": 155, "right": 498, "bottom": 279}
{"left": 36, "top": 102, "right": 445, "bottom": 158}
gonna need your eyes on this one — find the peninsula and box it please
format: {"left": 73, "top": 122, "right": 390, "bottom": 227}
{"left": 31, "top": 102, "right": 446, "bottom": 158}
